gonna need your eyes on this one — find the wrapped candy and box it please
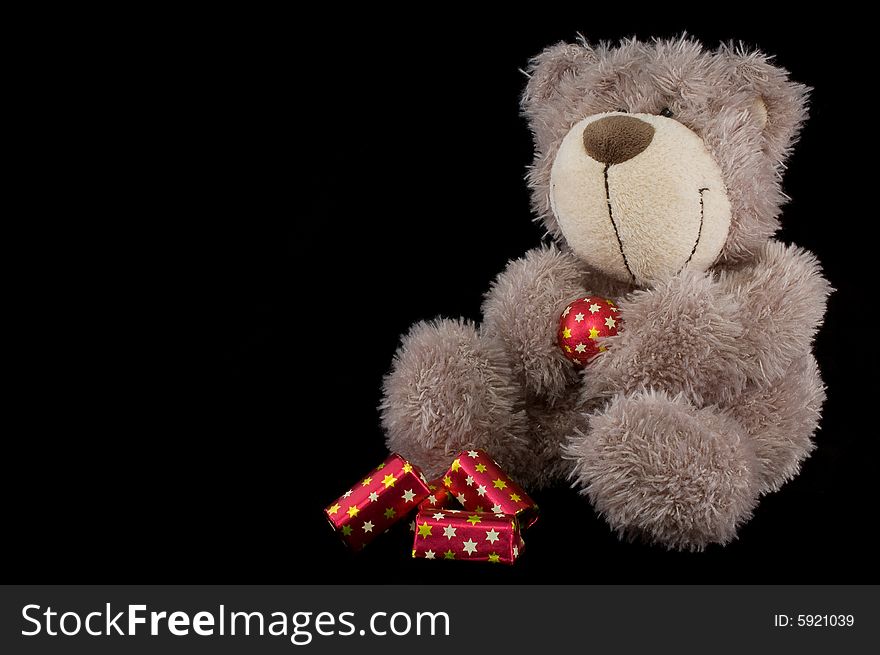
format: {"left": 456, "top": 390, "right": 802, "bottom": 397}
{"left": 557, "top": 296, "right": 622, "bottom": 366}
{"left": 418, "top": 478, "right": 454, "bottom": 510}
{"left": 440, "top": 449, "right": 539, "bottom": 528}
{"left": 412, "top": 509, "right": 524, "bottom": 564}
{"left": 324, "top": 453, "right": 430, "bottom": 550}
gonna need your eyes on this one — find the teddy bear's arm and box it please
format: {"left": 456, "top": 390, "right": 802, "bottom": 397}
{"left": 481, "top": 245, "right": 592, "bottom": 401}
{"left": 585, "top": 240, "right": 829, "bottom": 405}
{"left": 716, "top": 240, "right": 831, "bottom": 382}
{"left": 583, "top": 268, "right": 747, "bottom": 403}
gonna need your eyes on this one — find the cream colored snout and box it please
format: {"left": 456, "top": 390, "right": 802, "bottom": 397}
{"left": 549, "top": 112, "right": 731, "bottom": 285}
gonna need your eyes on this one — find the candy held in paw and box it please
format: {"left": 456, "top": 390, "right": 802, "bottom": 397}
{"left": 557, "top": 297, "right": 622, "bottom": 366}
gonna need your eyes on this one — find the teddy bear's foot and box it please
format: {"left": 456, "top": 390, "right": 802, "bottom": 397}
{"left": 567, "top": 389, "right": 760, "bottom": 550}
{"left": 380, "top": 319, "right": 528, "bottom": 479}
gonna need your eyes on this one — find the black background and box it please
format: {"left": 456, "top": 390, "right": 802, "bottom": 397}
{"left": 11, "top": 8, "right": 877, "bottom": 584}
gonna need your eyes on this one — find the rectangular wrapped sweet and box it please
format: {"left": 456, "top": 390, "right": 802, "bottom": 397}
{"left": 440, "top": 449, "right": 539, "bottom": 528}
{"left": 412, "top": 509, "right": 524, "bottom": 564}
{"left": 418, "top": 478, "right": 454, "bottom": 510}
{"left": 325, "top": 453, "right": 431, "bottom": 551}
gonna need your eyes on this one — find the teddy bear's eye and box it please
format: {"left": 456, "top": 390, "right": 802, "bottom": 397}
{"left": 659, "top": 107, "right": 674, "bottom": 118}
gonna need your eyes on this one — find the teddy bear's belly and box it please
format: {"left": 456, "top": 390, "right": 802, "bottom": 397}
{"left": 515, "top": 386, "right": 605, "bottom": 489}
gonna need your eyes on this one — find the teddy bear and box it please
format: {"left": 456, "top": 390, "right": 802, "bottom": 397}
{"left": 380, "top": 37, "right": 830, "bottom": 550}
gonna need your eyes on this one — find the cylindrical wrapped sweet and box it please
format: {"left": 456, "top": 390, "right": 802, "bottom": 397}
{"left": 440, "top": 449, "right": 539, "bottom": 528}
{"left": 418, "top": 479, "right": 454, "bottom": 510}
{"left": 411, "top": 509, "right": 524, "bottom": 564}
{"left": 325, "top": 453, "right": 431, "bottom": 550}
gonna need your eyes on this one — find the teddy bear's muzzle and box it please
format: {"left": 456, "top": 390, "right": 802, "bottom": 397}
{"left": 549, "top": 112, "right": 733, "bottom": 285}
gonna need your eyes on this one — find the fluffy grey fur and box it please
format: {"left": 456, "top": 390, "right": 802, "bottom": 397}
{"left": 570, "top": 389, "right": 759, "bottom": 549}
{"left": 380, "top": 37, "right": 829, "bottom": 550}
{"left": 381, "top": 319, "right": 531, "bottom": 480}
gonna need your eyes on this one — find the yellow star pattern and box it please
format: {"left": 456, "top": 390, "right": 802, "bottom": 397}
{"left": 450, "top": 458, "right": 461, "bottom": 472}
{"left": 562, "top": 327, "right": 572, "bottom": 339}
{"left": 599, "top": 345, "right": 607, "bottom": 352}
{"left": 327, "top": 503, "right": 340, "bottom": 515}
{"left": 361, "top": 477, "right": 372, "bottom": 486}
{"left": 402, "top": 462, "right": 413, "bottom": 473}
{"left": 588, "top": 327, "right": 600, "bottom": 340}
{"left": 488, "top": 553, "right": 500, "bottom": 563}
{"left": 443, "top": 475, "right": 453, "bottom": 487}
{"left": 492, "top": 478, "right": 507, "bottom": 490}
{"left": 418, "top": 523, "right": 433, "bottom": 538}
{"left": 564, "top": 345, "right": 572, "bottom": 353}
{"left": 509, "top": 493, "right": 522, "bottom": 503}
{"left": 444, "top": 550, "right": 455, "bottom": 560}
{"left": 382, "top": 474, "right": 397, "bottom": 488}
{"left": 475, "top": 464, "right": 487, "bottom": 473}
{"left": 467, "top": 514, "right": 482, "bottom": 526}
{"left": 347, "top": 506, "right": 359, "bottom": 517}
{"left": 384, "top": 507, "right": 397, "bottom": 519}
{"left": 341, "top": 525, "right": 352, "bottom": 536}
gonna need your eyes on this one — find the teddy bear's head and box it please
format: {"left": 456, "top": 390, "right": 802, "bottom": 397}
{"left": 522, "top": 37, "right": 808, "bottom": 286}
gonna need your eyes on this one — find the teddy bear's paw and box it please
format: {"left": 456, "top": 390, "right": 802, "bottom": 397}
{"left": 380, "top": 319, "right": 528, "bottom": 479}
{"left": 567, "top": 389, "right": 760, "bottom": 551}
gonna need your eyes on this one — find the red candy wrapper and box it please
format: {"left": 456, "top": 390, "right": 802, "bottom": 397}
{"left": 557, "top": 296, "right": 621, "bottom": 367}
{"left": 325, "top": 453, "right": 431, "bottom": 550}
{"left": 418, "top": 478, "right": 455, "bottom": 510}
{"left": 441, "top": 449, "right": 539, "bottom": 528}
{"left": 412, "top": 509, "right": 524, "bottom": 564}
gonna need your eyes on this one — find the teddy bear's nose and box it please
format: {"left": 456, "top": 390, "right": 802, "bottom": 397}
{"left": 582, "top": 115, "right": 655, "bottom": 165}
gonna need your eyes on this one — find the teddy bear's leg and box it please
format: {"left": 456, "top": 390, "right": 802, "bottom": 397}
{"left": 724, "top": 354, "right": 825, "bottom": 494}
{"left": 567, "top": 389, "right": 760, "bottom": 550}
{"left": 380, "top": 319, "right": 528, "bottom": 480}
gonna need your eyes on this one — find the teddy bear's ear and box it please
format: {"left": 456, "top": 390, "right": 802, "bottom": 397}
{"left": 521, "top": 40, "right": 597, "bottom": 148}
{"left": 521, "top": 41, "right": 596, "bottom": 107}
{"left": 714, "top": 45, "right": 811, "bottom": 167}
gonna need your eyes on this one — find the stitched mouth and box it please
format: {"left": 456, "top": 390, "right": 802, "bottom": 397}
{"left": 680, "top": 187, "right": 710, "bottom": 273}
{"left": 602, "top": 164, "right": 635, "bottom": 281}
{"left": 603, "top": 164, "right": 710, "bottom": 280}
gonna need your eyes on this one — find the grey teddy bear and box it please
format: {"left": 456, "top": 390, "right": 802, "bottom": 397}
{"left": 380, "top": 37, "right": 830, "bottom": 550}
